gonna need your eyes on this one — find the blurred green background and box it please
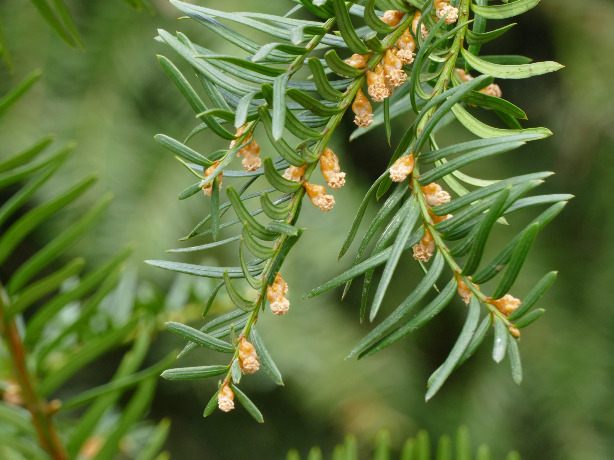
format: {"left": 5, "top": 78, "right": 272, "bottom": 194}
{"left": 1, "top": 0, "right": 613, "bottom": 459}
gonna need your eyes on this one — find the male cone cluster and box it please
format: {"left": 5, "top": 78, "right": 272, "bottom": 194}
{"left": 282, "top": 164, "right": 307, "bottom": 182}
{"left": 238, "top": 336, "right": 260, "bottom": 374}
{"left": 217, "top": 334, "right": 261, "bottom": 412}
{"left": 348, "top": 6, "right": 462, "bottom": 130}
{"left": 267, "top": 273, "right": 290, "bottom": 315}
{"left": 456, "top": 275, "right": 478, "bottom": 305}
{"left": 299, "top": 147, "right": 346, "bottom": 212}
{"left": 304, "top": 183, "right": 335, "bottom": 211}
{"left": 366, "top": 64, "right": 392, "bottom": 102}
{"left": 457, "top": 68, "right": 503, "bottom": 98}
{"left": 434, "top": 0, "right": 459, "bottom": 24}
{"left": 217, "top": 383, "right": 234, "bottom": 412}
{"left": 413, "top": 183, "right": 453, "bottom": 262}
{"left": 422, "top": 183, "right": 451, "bottom": 207}
{"left": 396, "top": 28, "right": 416, "bottom": 65}
{"left": 489, "top": 294, "right": 521, "bottom": 316}
{"left": 231, "top": 124, "right": 262, "bottom": 172}
{"left": 352, "top": 88, "right": 373, "bottom": 129}
{"left": 413, "top": 229, "right": 435, "bottom": 262}
{"left": 320, "top": 148, "right": 346, "bottom": 190}
{"left": 390, "top": 154, "right": 415, "bottom": 183}
{"left": 202, "top": 161, "right": 222, "bottom": 196}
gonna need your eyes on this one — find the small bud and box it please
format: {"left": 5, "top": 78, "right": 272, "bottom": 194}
{"left": 480, "top": 83, "right": 502, "bottom": 98}
{"left": 46, "top": 399, "right": 62, "bottom": 415}
{"left": 422, "top": 183, "right": 451, "bottom": 206}
{"left": 396, "top": 28, "right": 416, "bottom": 65}
{"left": 381, "top": 10, "right": 404, "bottom": 27}
{"left": 411, "top": 10, "right": 421, "bottom": 34}
{"left": 235, "top": 128, "right": 262, "bottom": 172}
{"left": 490, "top": 294, "right": 521, "bottom": 316}
{"left": 267, "top": 273, "right": 290, "bottom": 315}
{"left": 304, "top": 182, "right": 335, "bottom": 211}
{"left": 229, "top": 123, "right": 249, "bottom": 148}
{"left": 270, "top": 297, "right": 290, "bottom": 315}
{"left": 456, "top": 69, "right": 502, "bottom": 98}
{"left": 431, "top": 213, "right": 453, "bottom": 224}
{"left": 413, "top": 228, "right": 435, "bottom": 262}
{"left": 274, "top": 272, "right": 289, "bottom": 296}
{"left": 456, "top": 275, "right": 479, "bottom": 305}
{"left": 389, "top": 154, "right": 415, "bottom": 182}
{"left": 240, "top": 145, "right": 262, "bottom": 172}
{"left": 80, "top": 438, "right": 104, "bottom": 460}
{"left": 320, "top": 148, "right": 346, "bottom": 189}
{"left": 241, "top": 155, "right": 261, "bottom": 172}
{"left": 218, "top": 383, "right": 235, "bottom": 412}
{"left": 282, "top": 164, "right": 307, "bottom": 182}
{"left": 396, "top": 50, "right": 414, "bottom": 66}
{"left": 412, "top": 10, "right": 428, "bottom": 40}
{"left": 202, "top": 161, "right": 223, "bottom": 196}
{"left": 367, "top": 64, "right": 391, "bottom": 102}
{"left": 383, "top": 48, "right": 407, "bottom": 87}
{"left": 345, "top": 53, "right": 370, "bottom": 69}
{"left": 456, "top": 68, "right": 473, "bottom": 82}
{"left": 435, "top": 1, "right": 459, "bottom": 24}
{"left": 2, "top": 380, "right": 23, "bottom": 406}
{"left": 238, "top": 336, "right": 260, "bottom": 374}
{"left": 509, "top": 326, "right": 521, "bottom": 338}
{"left": 352, "top": 88, "right": 373, "bottom": 128}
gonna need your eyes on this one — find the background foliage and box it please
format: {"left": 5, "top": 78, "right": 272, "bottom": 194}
{"left": 0, "top": 0, "right": 612, "bottom": 459}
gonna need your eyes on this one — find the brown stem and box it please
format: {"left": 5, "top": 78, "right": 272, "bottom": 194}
{"left": 0, "top": 284, "right": 68, "bottom": 460}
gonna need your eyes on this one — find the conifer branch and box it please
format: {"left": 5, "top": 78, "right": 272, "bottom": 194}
{"left": 153, "top": 0, "right": 567, "bottom": 415}
{"left": 0, "top": 283, "right": 68, "bottom": 460}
